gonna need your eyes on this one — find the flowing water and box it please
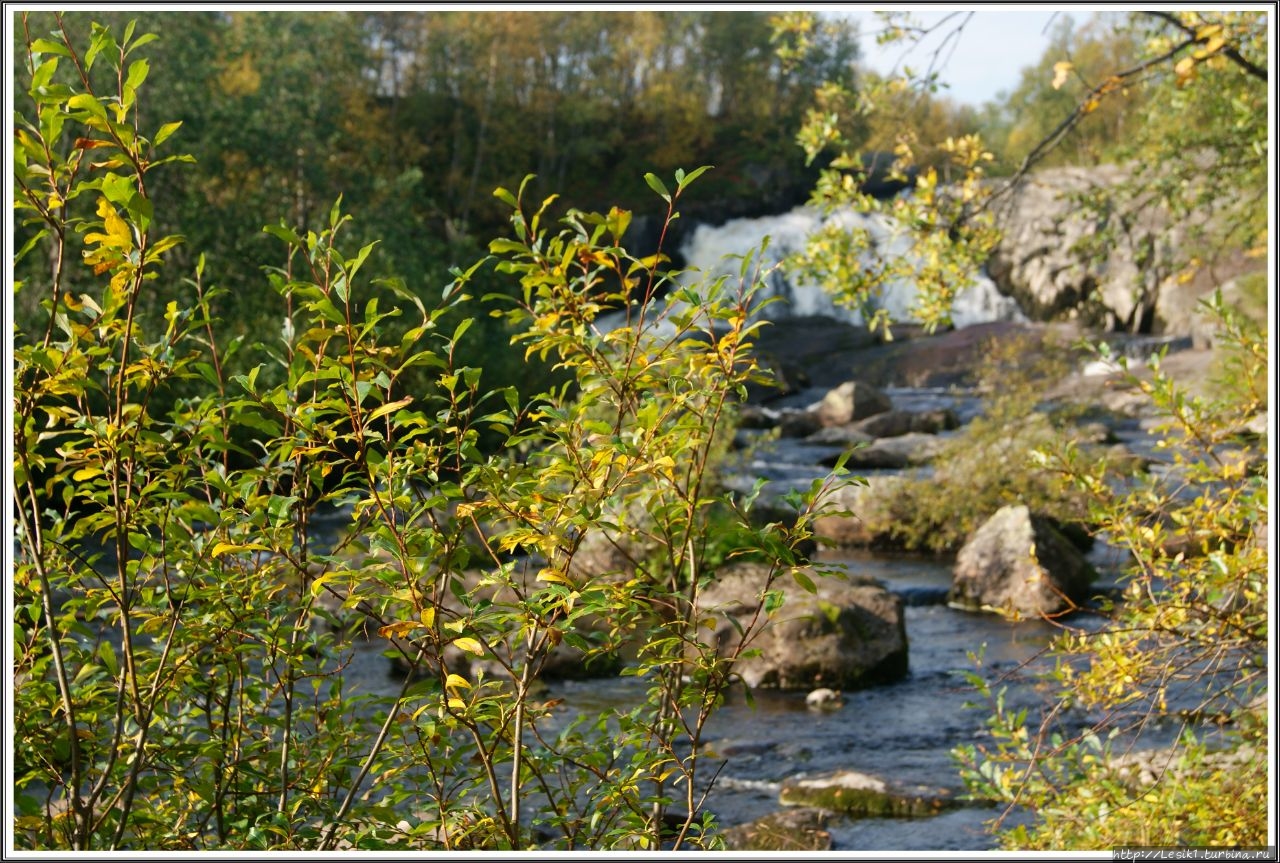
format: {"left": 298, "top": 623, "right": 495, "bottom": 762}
{"left": 325, "top": 206, "right": 1143, "bottom": 849}
{"left": 328, "top": 376, "right": 1147, "bottom": 851}
{"left": 64, "top": 208, "right": 1205, "bottom": 850}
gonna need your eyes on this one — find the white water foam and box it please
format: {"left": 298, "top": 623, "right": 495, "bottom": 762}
{"left": 676, "top": 204, "right": 1024, "bottom": 329}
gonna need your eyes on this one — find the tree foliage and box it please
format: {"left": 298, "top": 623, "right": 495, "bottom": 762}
{"left": 11, "top": 10, "right": 862, "bottom": 430}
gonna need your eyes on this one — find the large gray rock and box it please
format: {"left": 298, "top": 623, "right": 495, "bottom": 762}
{"left": 777, "top": 408, "right": 823, "bottom": 438}
{"left": 697, "top": 562, "right": 908, "bottom": 690}
{"left": 948, "top": 504, "right": 1097, "bottom": 616}
{"left": 987, "top": 166, "right": 1201, "bottom": 333}
{"left": 816, "top": 381, "right": 893, "bottom": 427}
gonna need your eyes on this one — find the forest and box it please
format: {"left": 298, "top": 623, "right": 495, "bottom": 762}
{"left": 9, "top": 8, "right": 1271, "bottom": 852}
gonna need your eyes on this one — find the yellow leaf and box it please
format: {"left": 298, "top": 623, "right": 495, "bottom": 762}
{"left": 452, "top": 636, "right": 484, "bottom": 657}
{"left": 419, "top": 607, "right": 435, "bottom": 628}
{"left": 1194, "top": 22, "right": 1223, "bottom": 41}
{"left": 367, "top": 396, "right": 413, "bottom": 424}
{"left": 1174, "top": 56, "right": 1197, "bottom": 87}
{"left": 84, "top": 197, "right": 133, "bottom": 251}
{"left": 445, "top": 673, "right": 471, "bottom": 691}
{"left": 378, "top": 620, "right": 421, "bottom": 638}
{"left": 447, "top": 697, "right": 467, "bottom": 710}
{"left": 537, "top": 568, "right": 572, "bottom": 586}
{"left": 1051, "top": 61, "right": 1073, "bottom": 90}
{"left": 210, "top": 541, "right": 269, "bottom": 558}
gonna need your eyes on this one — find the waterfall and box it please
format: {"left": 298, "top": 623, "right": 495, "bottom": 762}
{"left": 676, "top": 204, "right": 1025, "bottom": 328}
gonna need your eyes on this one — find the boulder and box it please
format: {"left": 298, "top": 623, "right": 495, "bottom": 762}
{"left": 697, "top": 562, "right": 908, "bottom": 690}
{"left": 779, "top": 769, "right": 957, "bottom": 818}
{"left": 852, "top": 408, "right": 960, "bottom": 438}
{"left": 820, "top": 432, "right": 946, "bottom": 470}
{"left": 948, "top": 505, "right": 1097, "bottom": 616}
{"left": 735, "top": 404, "right": 778, "bottom": 430}
{"left": 987, "top": 166, "right": 1217, "bottom": 334}
{"left": 816, "top": 381, "right": 893, "bottom": 427}
{"left": 777, "top": 408, "right": 823, "bottom": 439}
{"left": 720, "top": 808, "right": 833, "bottom": 851}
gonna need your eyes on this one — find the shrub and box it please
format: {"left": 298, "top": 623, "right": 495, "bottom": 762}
{"left": 11, "top": 17, "right": 847, "bottom": 850}
{"left": 953, "top": 297, "right": 1268, "bottom": 848}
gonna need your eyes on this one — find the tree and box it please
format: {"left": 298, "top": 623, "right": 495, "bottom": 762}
{"left": 984, "top": 14, "right": 1148, "bottom": 171}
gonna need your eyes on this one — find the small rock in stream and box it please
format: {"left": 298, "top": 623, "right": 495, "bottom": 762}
{"left": 720, "top": 807, "right": 833, "bottom": 851}
{"left": 779, "top": 769, "right": 958, "bottom": 818}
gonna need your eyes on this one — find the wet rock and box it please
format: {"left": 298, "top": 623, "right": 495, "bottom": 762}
{"left": 736, "top": 404, "right": 779, "bottom": 430}
{"left": 987, "top": 165, "right": 1207, "bottom": 332}
{"left": 816, "top": 381, "right": 893, "bottom": 427}
{"left": 852, "top": 408, "right": 960, "bottom": 438}
{"left": 820, "top": 432, "right": 946, "bottom": 470}
{"left": 778, "top": 408, "right": 823, "bottom": 439}
{"left": 948, "top": 504, "right": 1097, "bottom": 617}
{"left": 779, "top": 769, "right": 957, "bottom": 818}
{"left": 697, "top": 562, "right": 908, "bottom": 690}
{"left": 1240, "top": 411, "right": 1268, "bottom": 438}
{"left": 894, "top": 585, "right": 951, "bottom": 607}
{"left": 1071, "top": 420, "right": 1118, "bottom": 445}
{"left": 803, "top": 425, "right": 875, "bottom": 447}
{"left": 746, "top": 357, "right": 809, "bottom": 404}
{"left": 721, "top": 807, "right": 833, "bottom": 851}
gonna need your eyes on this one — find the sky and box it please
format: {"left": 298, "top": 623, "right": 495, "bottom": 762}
{"left": 838, "top": 8, "right": 1066, "bottom": 106}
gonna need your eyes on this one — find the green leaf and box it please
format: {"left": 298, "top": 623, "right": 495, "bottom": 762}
{"left": 644, "top": 172, "right": 671, "bottom": 203}
{"left": 675, "top": 165, "right": 713, "bottom": 191}
{"left": 30, "top": 38, "right": 72, "bottom": 57}
{"left": 29, "top": 57, "right": 58, "bottom": 93}
{"left": 790, "top": 568, "right": 817, "bottom": 594}
{"left": 124, "top": 58, "right": 149, "bottom": 96}
{"left": 101, "top": 173, "right": 135, "bottom": 206}
{"left": 128, "top": 32, "right": 158, "bottom": 52}
{"left": 493, "top": 186, "right": 518, "bottom": 208}
{"left": 152, "top": 120, "right": 182, "bottom": 147}
{"left": 97, "top": 641, "right": 118, "bottom": 676}
{"left": 125, "top": 192, "right": 152, "bottom": 233}
{"left": 263, "top": 223, "right": 301, "bottom": 245}
{"left": 67, "top": 93, "right": 107, "bottom": 119}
